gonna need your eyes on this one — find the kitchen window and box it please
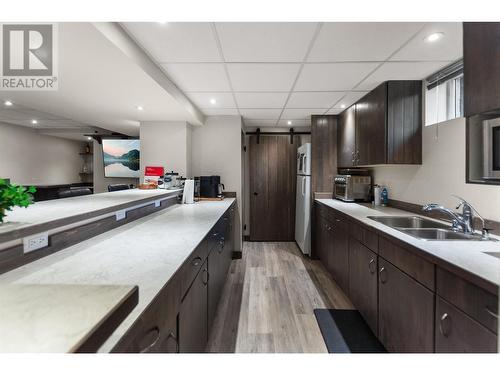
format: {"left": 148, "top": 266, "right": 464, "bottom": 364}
{"left": 425, "top": 60, "right": 464, "bottom": 126}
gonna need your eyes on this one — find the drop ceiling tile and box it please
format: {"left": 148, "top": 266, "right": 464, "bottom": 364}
{"left": 277, "top": 119, "right": 310, "bottom": 127}
{"left": 390, "top": 22, "right": 463, "bottom": 62}
{"left": 308, "top": 22, "right": 424, "bottom": 62}
{"left": 187, "top": 92, "right": 236, "bottom": 109}
{"left": 326, "top": 108, "right": 343, "bottom": 115}
{"left": 281, "top": 108, "right": 328, "bottom": 120}
{"left": 227, "top": 63, "right": 300, "bottom": 92}
{"left": 295, "top": 63, "right": 379, "bottom": 91}
{"left": 239, "top": 108, "right": 282, "bottom": 120}
{"left": 286, "top": 92, "right": 345, "bottom": 109}
{"left": 332, "top": 91, "right": 369, "bottom": 109}
{"left": 357, "top": 61, "right": 451, "bottom": 91}
{"left": 162, "top": 63, "right": 231, "bottom": 92}
{"left": 235, "top": 92, "right": 289, "bottom": 109}
{"left": 123, "top": 22, "right": 221, "bottom": 63}
{"left": 215, "top": 22, "right": 318, "bottom": 62}
{"left": 202, "top": 108, "right": 240, "bottom": 116}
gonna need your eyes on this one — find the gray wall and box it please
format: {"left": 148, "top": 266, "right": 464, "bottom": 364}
{"left": 0, "top": 122, "right": 84, "bottom": 185}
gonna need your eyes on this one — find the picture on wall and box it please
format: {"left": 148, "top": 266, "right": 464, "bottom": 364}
{"left": 102, "top": 139, "right": 140, "bottom": 178}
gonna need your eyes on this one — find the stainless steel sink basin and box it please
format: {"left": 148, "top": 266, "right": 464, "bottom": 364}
{"left": 368, "top": 216, "right": 450, "bottom": 230}
{"left": 400, "top": 228, "right": 489, "bottom": 241}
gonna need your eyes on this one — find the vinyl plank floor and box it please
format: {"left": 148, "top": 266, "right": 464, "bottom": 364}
{"left": 206, "top": 241, "right": 354, "bottom": 353}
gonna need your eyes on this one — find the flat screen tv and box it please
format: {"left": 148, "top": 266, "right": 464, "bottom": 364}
{"left": 102, "top": 139, "right": 140, "bottom": 178}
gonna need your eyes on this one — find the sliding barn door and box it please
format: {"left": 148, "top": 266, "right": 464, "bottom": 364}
{"left": 249, "top": 135, "right": 298, "bottom": 241}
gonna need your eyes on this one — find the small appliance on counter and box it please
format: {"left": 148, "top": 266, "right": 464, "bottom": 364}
{"left": 162, "top": 171, "right": 179, "bottom": 190}
{"left": 199, "top": 176, "right": 224, "bottom": 198}
{"left": 334, "top": 169, "right": 371, "bottom": 202}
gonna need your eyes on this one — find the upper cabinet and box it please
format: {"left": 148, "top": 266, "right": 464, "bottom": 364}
{"left": 464, "top": 23, "right": 500, "bottom": 117}
{"left": 337, "top": 81, "right": 422, "bottom": 167}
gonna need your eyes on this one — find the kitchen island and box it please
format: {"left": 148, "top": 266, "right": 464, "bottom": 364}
{"left": 0, "top": 198, "right": 236, "bottom": 352}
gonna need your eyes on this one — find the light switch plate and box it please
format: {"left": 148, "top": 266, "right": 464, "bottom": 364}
{"left": 115, "top": 210, "right": 126, "bottom": 221}
{"left": 23, "top": 232, "right": 49, "bottom": 254}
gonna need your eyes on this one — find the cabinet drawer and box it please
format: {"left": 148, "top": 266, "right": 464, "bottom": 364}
{"left": 181, "top": 239, "right": 210, "bottom": 299}
{"left": 436, "top": 267, "right": 498, "bottom": 334}
{"left": 379, "top": 236, "right": 434, "bottom": 290}
{"left": 350, "top": 222, "right": 379, "bottom": 253}
{"left": 112, "top": 271, "right": 181, "bottom": 353}
{"left": 436, "top": 297, "right": 497, "bottom": 353}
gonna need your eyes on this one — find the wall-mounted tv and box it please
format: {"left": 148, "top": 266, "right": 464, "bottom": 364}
{"left": 102, "top": 139, "right": 140, "bottom": 178}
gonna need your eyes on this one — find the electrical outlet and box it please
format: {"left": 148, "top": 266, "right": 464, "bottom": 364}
{"left": 154, "top": 200, "right": 161, "bottom": 208}
{"left": 23, "top": 232, "right": 49, "bottom": 254}
{"left": 115, "top": 210, "right": 126, "bottom": 221}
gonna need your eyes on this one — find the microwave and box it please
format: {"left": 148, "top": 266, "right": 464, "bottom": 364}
{"left": 483, "top": 117, "right": 500, "bottom": 179}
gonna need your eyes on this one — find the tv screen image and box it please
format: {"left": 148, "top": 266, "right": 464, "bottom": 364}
{"left": 102, "top": 139, "right": 140, "bottom": 178}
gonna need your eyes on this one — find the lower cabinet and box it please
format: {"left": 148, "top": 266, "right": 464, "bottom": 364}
{"left": 179, "top": 260, "right": 209, "bottom": 353}
{"left": 378, "top": 258, "right": 435, "bottom": 353}
{"left": 330, "top": 216, "right": 349, "bottom": 292}
{"left": 435, "top": 297, "right": 497, "bottom": 353}
{"left": 348, "top": 238, "right": 378, "bottom": 334}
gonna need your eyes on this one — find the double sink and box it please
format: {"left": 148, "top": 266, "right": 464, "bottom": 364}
{"left": 368, "top": 216, "right": 497, "bottom": 241}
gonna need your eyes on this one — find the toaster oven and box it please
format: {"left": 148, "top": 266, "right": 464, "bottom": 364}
{"left": 334, "top": 175, "right": 371, "bottom": 202}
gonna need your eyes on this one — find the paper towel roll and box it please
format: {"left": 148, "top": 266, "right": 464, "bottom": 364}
{"left": 182, "top": 179, "right": 195, "bottom": 204}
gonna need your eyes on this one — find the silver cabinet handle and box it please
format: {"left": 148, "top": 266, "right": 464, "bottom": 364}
{"left": 439, "top": 313, "right": 452, "bottom": 337}
{"left": 139, "top": 327, "right": 161, "bottom": 353}
{"left": 369, "top": 258, "right": 376, "bottom": 274}
{"left": 202, "top": 268, "right": 209, "bottom": 285}
{"left": 379, "top": 267, "right": 387, "bottom": 283}
{"left": 485, "top": 306, "right": 499, "bottom": 319}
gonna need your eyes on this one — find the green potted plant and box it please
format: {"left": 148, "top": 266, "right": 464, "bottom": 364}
{"left": 0, "top": 179, "right": 36, "bottom": 224}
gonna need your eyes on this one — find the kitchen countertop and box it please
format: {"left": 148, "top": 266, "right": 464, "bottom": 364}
{"left": 0, "top": 198, "right": 235, "bottom": 352}
{"left": 316, "top": 199, "right": 500, "bottom": 288}
{"left": 0, "top": 188, "right": 182, "bottom": 243}
{"left": 0, "top": 284, "right": 138, "bottom": 352}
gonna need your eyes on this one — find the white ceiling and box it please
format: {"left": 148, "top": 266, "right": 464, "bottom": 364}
{"left": 123, "top": 22, "right": 463, "bottom": 128}
{"left": 1, "top": 23, "right": 203, "bottom": 137}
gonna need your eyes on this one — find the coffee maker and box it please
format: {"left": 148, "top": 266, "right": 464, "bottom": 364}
{"left": 199, "top": 176, "right": 224, "bottom": 198}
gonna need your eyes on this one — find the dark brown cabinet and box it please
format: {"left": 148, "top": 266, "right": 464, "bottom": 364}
{"left": 348, "top": 238, "right": 378, "bottom": 334}
{"left": 464, "top": 22, "right": 500, "bottom": 116}
{"left": 435, "top": 297, "right": 497, "bottom": 353}
{"left": 179, "top": 260, "right": 209, "bottom": 353}
{"left": 337, "top": 105, "right": 356, "bottom": 168}
{"left": 378, "top": 258, "right": 434, "bottom": 352}
{"left": 337, "top": 81, "right": 422, "bottom": 167}
{"left": 330, "top": 215, "right": 349, "bottom": 292}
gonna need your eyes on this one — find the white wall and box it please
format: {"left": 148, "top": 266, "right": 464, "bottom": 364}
{"left": 0, "top": 122, "right": 84, "bottom": 185}
{"left": 93, "top": 140, "right": 138, "bottom": 193}
{"left": 140, "top": 121, "right": 192, "bottom": 178}
{"left": 372, "top": 117, "right": 500, "bottom": 222}
{"left": 191, "top": 116, "right": 243, "bottom": 251}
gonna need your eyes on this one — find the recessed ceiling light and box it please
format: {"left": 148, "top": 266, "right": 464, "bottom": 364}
{"left": 31, "top": 120, "right": 38, "bottom": 125}
{"left": 4, "top": 100, "right": 13, "bottom": 106}
{"left": 340, "top": 104, "right": 346, "bottom": 109}
{"left": 287, "top": 120, "right": 292, "bottom": 125}
{"left": 87, "top": 136, "right": 92, "bottom": 140}
{"left": 425, "top": 32, "right": 444, "bottom": 43}
{"left": 210, "top": 98, "right": 217, "bottom": 105}
{"left": 136, "top": 105, "right": 144, "bottom": 111}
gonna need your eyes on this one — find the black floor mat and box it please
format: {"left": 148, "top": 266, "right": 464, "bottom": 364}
{"left": 314, "top": 309, "right": 387, "bottom": 353}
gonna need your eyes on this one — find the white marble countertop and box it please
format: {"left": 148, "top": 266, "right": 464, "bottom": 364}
{"left": 0, "top": 188, "right": 182, "bottom": 241}
{"left": 0, "top": 284, "right": 137, "bottom": 352}
{"left": 0, "top": 198, "right": 235, "bottom": 352}
{"left": 316, "top": 199, "right": 500, "bottom": 287}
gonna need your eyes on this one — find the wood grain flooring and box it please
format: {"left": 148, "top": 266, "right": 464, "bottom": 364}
{"left": 207, "top": 241, "right": 354, "bottom": 353}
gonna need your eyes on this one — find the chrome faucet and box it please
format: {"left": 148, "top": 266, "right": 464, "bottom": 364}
{"left": 422, "top": 195, "right": 476, "bottom": 234}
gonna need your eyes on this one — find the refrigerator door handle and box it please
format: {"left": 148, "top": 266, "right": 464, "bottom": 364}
{"left": 302, "top": 177, "right": 306, "bottom": 197}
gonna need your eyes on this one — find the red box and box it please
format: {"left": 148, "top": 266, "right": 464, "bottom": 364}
{"left": 144, "top": 166, "right": 164, "bottom": 176}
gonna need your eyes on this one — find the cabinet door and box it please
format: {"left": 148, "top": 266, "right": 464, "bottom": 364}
{"left": 464, "top": 23, "right": 500, "bottom": 116}
{"left": 179, "top": 261, "right": 208, "bottom": 353}
{"left": 349, "top": 238, "right": 378, "bottom": 334}
{"left": 436, "top": 297, "right": 497, "bottom": 353}
{"left": 356, "top": 83, "right": 387, "bottom": 165}
{"left": 378, "top": 259, "right": 434, "bottom": 352}
{"left": 337, "top": 105, "right": 356, "bottom": 167}
{"left": 329, "top": 217, "right": 349, "bottom": 292}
